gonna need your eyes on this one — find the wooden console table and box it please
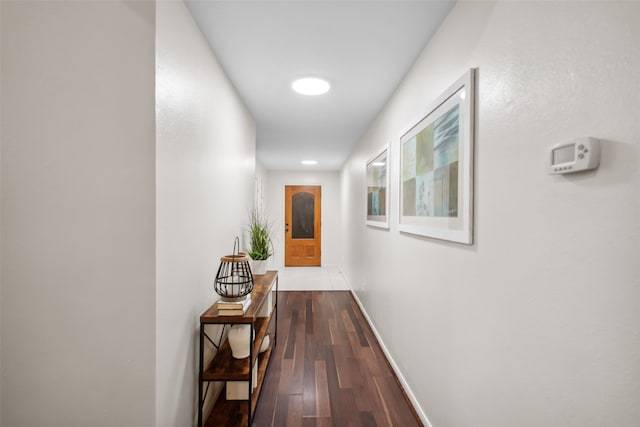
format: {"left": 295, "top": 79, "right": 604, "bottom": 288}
{"left": 197, "top": 270, "right": 278, "bottom": 426}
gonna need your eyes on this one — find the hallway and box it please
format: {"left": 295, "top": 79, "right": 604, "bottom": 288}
{"left": 2, "top": 2, "right": 638, "bottom": 426}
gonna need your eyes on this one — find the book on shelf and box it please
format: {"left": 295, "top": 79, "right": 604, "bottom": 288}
{"left": 217, "top": 295, "right": 251, "bottom": 310}
{"left": 217, "top": 298, "right": 251, "bottom": 316}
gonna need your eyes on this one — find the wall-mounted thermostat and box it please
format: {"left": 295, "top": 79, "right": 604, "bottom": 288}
{"left": 548, "top": 137, "right": 600, "bottom": 175}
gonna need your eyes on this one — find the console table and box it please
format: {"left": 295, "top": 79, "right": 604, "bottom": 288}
{"left": 197, "top": 270, "right": 278, "bottom": 426}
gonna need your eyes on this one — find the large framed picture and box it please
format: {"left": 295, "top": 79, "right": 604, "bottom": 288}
{"left": 366, "top": 144, "right": 390, "bottom": 229}
{"left": 398, "top": 69, "right": 476, "bottom": 244}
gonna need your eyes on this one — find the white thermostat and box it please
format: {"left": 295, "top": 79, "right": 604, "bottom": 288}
{"left": 548, "top": 137, "right": 600, "bottom": 175}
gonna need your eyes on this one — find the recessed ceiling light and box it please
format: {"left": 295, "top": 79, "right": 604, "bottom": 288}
{"left": 292, "top": 77, "right": 330, "bottom": 96}
{"left": 301, "top": 160, "right": 318, "bottom": 165}
{"left": 372, "top": 162, "right": 385, "bottom": 167}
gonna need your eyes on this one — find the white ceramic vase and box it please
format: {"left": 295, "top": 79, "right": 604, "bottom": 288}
{"left": 227, "top": 324, "right": 251, "bottom": 359}
{"left": 252, "top": 259, "right": 267, "bottom": 275}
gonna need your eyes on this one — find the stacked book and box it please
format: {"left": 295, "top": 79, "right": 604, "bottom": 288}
{"left": 217, "top": 296, "right": 251, "bottom": 316}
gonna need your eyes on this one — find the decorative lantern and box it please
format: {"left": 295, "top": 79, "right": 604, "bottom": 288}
{"left": 214, "top": 237, "right": 254, "bottom": 302}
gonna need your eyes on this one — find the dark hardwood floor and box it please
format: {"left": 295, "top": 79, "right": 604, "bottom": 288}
{"left": 252, "top": 291, "right": 423, "bottom": 427}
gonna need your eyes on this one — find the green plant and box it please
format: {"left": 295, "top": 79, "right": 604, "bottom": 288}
{"left": 246, "top": 209, "right": 273, "bottom": 261}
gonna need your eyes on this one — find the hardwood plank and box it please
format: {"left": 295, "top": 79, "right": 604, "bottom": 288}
{"left": 355, "top": 339, "right": 386, "bottom": 378}
{"left": 305, "top": 298, "right": 314, "bottom": 334}
{"left": 353, "top": 373, "right": 384, "bottom": 414}
{"left": 287, "top": 394, "right": 303, "bottom": 427}
{"left": 327, "top": 318, "right": 339, "bottom": 345}
{"left": 324, "top": 342, "right": 359, "bottom": 426}
{"left": 279, "top": 358, "right": 295, "bottom": 394}
{"left": 314, "top": 360, "right": 331, "bottom": 417}
{"left": 359, "top": 411, "right": 376, "bottom": 426}
{"left": 272, "top": 393, "right": 289, "bottom": 427}
{"left": 301, "top": 417, "right": 332, "bottom": 427}
{"left": 302, "top": 343, "right": 318, "bottom": 417}
{"left": 284, "top": 310, "right": 299, "bottom": 359}
{"left": 330, "top": 387, "right": 358, "bottom": 426}
{"left": 288, "top": 322, "right": 306, "bottom": 395}
{"left": 346, "top": 301, "right": 370, "bottom": 347}
{"left": 373, "top": 375, "right": 423, "bottom": 426}
{"left": 315, "top": 418, "right": 333, "bottom": 427}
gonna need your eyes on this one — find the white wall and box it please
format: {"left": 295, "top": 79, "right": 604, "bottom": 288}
{"left": 1, "top": 1, "right": 156, "bottom": 425}
{"left": 254, "top": 160, "right": 268, "bottom": 221}
{"left": 0, "top": 3, "right": 3, "bottom": 424}
{"left": 156, "top": 2, "right": 256, "bottom": 426}
{"left": 341, "top": 2, "right": 640, "bottom": 427}
{"left": 265, "top": 171, "right": 342, "bottom": 269}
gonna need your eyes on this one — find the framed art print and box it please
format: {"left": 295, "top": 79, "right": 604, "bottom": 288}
{"left": 398, "top": 69, "right": 476, "bottom": 244}
{"left": 366, "top": 144, "right": 390, "bottom": 229}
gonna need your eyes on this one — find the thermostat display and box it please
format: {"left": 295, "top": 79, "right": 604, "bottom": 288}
{"left": 548, "top": 137, "right": 600, "bottom": 175}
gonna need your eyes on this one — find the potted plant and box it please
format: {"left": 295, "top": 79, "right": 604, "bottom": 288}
{"left": 246, "top": 209, "right": 273, "bottom": 275}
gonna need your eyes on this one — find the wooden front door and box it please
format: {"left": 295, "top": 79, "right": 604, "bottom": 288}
{"left": 284, "top": 185, "right": 321, "bottom": 266}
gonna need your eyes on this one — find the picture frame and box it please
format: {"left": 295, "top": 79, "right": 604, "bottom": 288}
{"left": 398, "top": 68, "right": 476, "bottom": 244}
{"left": 366, "top": 144, "right": 390, "bottom": 229}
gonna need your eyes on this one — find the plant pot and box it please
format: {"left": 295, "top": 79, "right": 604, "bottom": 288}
{"left": 252, "top": 259, "right": 267, "bottom": 275}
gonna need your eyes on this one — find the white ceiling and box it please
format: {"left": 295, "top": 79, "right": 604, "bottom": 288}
{"left": 185, "top": 1, "right": 455, "bottom": 171}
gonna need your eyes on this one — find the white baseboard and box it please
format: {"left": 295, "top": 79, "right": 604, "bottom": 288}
{"left": 349, "top": 289, "right": 433, "bottom": 427}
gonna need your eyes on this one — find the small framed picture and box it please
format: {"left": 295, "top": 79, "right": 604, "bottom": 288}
{"left": 366, "top": 144, "right": 390, "bottom": 229}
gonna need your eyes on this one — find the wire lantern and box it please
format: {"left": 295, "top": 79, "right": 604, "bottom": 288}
{"left": 214, "top": 237, "right": 254, "bottom": 302}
